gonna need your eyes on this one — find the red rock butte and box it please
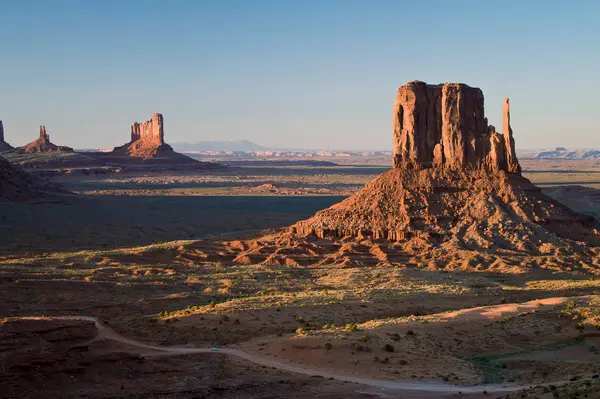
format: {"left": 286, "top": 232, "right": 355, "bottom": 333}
{"left": 392, "top": 81, "right": 519, "bottom": 173}
{"left": 274, "top": 81, "right": 600, "bottom": 256}
{"left": 15, "top": 126, "right": 73, "bottom": 154}
{"left": 130, "top": 113, "right": 165, "bottom": 146}
{"left": 112, "top": 113, "right": 191, "bottom": 161}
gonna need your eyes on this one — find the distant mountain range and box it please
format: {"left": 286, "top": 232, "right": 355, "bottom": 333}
{"left": 171, "top": 140, "right": 267, "bottom": 152}
{"left": 518, "top": 148, "right": 600, "bottom": 160}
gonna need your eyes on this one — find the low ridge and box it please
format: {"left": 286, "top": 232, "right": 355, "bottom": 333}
{"left": 0, "top": 156, "right": 59, "bottom": 201}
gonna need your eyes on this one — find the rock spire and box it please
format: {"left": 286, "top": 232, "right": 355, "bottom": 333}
{"left": 0, "top": 121, "right": 14, "bottom": 153}
{"left": 16, "top": 125, "right": 73, "bottom": 154}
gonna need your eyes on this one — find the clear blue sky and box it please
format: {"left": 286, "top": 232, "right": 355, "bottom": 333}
{"left": 1, "top": 0, "right": 598, "bottom": 150}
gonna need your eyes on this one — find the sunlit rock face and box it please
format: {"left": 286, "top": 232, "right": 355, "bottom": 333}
{"left": 392, "top": 81, "right": 520, "bottom": 173}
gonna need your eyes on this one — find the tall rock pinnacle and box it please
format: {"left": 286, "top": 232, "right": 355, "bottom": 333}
{"left": 503, "top": 98, "right": 520, "bottom": 173}
{"left": 39, "top": 125, "right": 49, "bottom": 141}
{"left": 0, "top": 120, "right": 12, "bottom": 152}
{"left": 392, "top": 81, "right": 520, "bottom": 173}
{"left": 16, "top": 126, "right": 73, "bottom": 154}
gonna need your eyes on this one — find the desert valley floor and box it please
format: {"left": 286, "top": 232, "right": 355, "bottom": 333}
{"left": 2, "top": 158, "right": 600, "bottom": 398}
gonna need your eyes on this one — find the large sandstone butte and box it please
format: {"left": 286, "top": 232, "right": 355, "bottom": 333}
{"left": 171, "top": 81, "right": 600, "bottom": 271}
{"left": 15, "top": 126, "right": 74, "bottom": 154}
{"left": 288, "top": 81, "right": 599, "bottom": 252}
{"left": 0, "top": 121, "right": 14, "bottom": 153}
{"left": 392, "top": 81, "right": 520, "bottom": 173}
{"left": 113, "top": 113, "right": 193, "bottom": 162}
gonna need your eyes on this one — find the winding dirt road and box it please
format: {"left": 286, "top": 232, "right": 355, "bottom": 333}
{"left": 43, "top": 299, "right": 574, "bottom": 399}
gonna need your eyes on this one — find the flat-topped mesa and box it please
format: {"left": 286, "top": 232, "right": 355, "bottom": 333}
{"left": 0, "top": 121, "right": 13, "bottom": 153}
{"left": 392, "top": 81, "right": 520, "bottom": 173}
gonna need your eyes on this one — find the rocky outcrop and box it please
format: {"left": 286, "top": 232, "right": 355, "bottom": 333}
{"left": 16, "top": 126, "right": 73, "bottom": 154}
{"left": 113, "top": 113, "right": 191, "bottom": 161}
{"left": 392, "top": 81, "right": 520, "bottom": 173}
{"left": 0, "top": 156, "right": 60, "bottom": 201}
{"left": 0, "top": 121, "right": 14, "bottom": 153}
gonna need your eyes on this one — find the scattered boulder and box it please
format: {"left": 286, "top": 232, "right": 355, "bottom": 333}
{"left": 15, "top": 125, "right": 73, "bottom": 154}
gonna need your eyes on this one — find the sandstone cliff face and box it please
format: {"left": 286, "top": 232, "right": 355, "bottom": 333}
{"left": 16, "top": 126, "right": 73, "bottom": 154}
{"left": 113, "top": 113, "right": 183, "bottom": 160}
{"left": 392, "top": 81, "right": 520, "bottom": 173}
{"left": 130, "top": 113, "right": 164, "bottom": 145}
{"left": 0, "top": 121, "right": 13, "bottom": 153}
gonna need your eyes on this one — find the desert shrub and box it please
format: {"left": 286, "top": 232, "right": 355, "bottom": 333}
{"left": 325, "top": 342, "right": 332, "bottom": 350}
{"left": 345, "top": 323, "right": 359, "bottom": 332}
{"left": 384, "top": 344, "right": 394, "bottom": 352}
{"left": 406, "top": 330, "right": 415, "bottom": 336}
{"left": 353, "top": 343, "right": 371, "bottom": 352}
{"left": 567, "top": 301, "right": 577, "bottom": 310}
{"left": 359, "top": 335, "right": 371, "bottom": 342}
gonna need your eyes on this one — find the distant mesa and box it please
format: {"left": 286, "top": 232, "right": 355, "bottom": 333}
{"left": 112, "top": 113, "right": 194, "bottom": 163}
{"left": 0, "top": 121, "right": 14, "bottom": 153}
{"left": 15, "top": 125, "right": 73, "bottom": 154}
{"left": 172, "top": 140, "right": 267, "bottom": 152}
{"left": 520, "top": 147, "right": 600, "bottom": 160}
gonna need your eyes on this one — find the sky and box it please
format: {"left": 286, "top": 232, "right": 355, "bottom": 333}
{"left": 1, "top": 0, "right": 599, "bottom": 151}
